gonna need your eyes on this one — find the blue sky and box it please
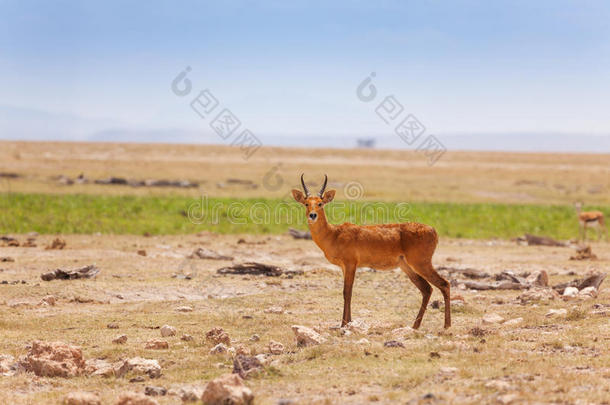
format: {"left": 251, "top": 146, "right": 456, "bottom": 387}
{"left": 1, "top": 0, "right": 610, "bottom": 148}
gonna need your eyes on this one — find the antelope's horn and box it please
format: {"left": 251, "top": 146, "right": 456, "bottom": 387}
{"left": 300, "top": 173, "right": 310, "bottom": 196}
{"left": 318, "top": 174, "right": 328, "bottom": 197}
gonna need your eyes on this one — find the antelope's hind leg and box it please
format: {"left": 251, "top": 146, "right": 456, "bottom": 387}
{"left": 410, "top": 260, "right": 451, "bottom": 329}
{"left": 399, "top": 259, "right": 432, "bottom": 329}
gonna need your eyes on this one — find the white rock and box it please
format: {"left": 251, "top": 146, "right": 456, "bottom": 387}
{"left": 268, "top": 340, "right": 284, "bottom": 355}
{"left": 210, "top": 343, "right": 228, "bottom": 355}
{"left": 160, "top": 325, "right": 177, "bottom": 337}
{"left": 482, "top": 313, "right": 505, "bottom": 324}
{"left": 545, "top": 308, "right": 568, "bottom": 317}
{"left": 346, "top": 319, "right": 370, "bottom": 334}
{"left": 264, "top": 306, "right": 284, "bottom": 314}
{"left": 439, "top": 366, "right": 458, "bottom": 376}
{"left": 485, "top": 380, "right": 512, "bottom": 391}
{"left": 503, "top": 317, "right": 523, "bottom": 326}
{"left": 175, "top": 306, "right": 193, "bottom": 312}
{"left": 291, "top": 325, "right": 326, "bottom": 347}
{"left": 115, "top": 357, "right": 161, "bottom": 379}
{"left": 578, "top": 286, "right": 597, "bottom": 298}
{"left": 254, "top": 354, "right": 271, "bottom": 366}
{"left": 0, "top": 354, "right": 16, "bottom": 376}
{"left": 355, "top": 338, "right": 370, "bottom": 345}
{"left": 201, "top": 373, "right": 254, "bottom": 405}
{"left": 563, "top": 287, "right": 579, "bottom": 297}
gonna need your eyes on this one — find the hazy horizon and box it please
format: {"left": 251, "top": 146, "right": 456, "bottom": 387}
{"left": 2, "top": 1, "right": 610, "bottom": 152}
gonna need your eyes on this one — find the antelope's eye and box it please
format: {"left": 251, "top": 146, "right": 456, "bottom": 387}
{"left": 317, "top": 203, "right": 322, "bottom": 207}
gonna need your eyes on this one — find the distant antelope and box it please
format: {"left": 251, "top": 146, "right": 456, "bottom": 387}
{"left": 574, "top": 202, "right": 607, "bottom": 241}
{"left": 292, "top": 174, "right": 450, "bottom": 329}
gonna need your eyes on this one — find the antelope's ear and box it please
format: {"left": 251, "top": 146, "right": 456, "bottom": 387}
{"left": 322, "top": 189, "right": 336, "bottom": 204}
{"left": 292, "top": 189, "right": 306, "bottom": 204}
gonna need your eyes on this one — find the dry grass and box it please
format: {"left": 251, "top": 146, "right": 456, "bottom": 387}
{"left": 0, "top": 233, "right": 608, "bottom": 404}
{"left": 1, "top": 141, "right": 609, "bottom": 204}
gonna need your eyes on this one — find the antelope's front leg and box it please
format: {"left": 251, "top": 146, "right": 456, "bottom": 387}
{"left": 341, "top": 264, "right": 356, "bottom": 327}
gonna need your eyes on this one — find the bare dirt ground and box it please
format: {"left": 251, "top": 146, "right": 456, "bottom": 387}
{"left": 1, "top": 141, "right": 609, "bottom": 204}
{"left": 0, "top": 233, "right": 608, "bottom": 404}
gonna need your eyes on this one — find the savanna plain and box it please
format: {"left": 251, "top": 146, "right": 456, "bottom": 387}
{"left": 0, "top": 141, "right": 608, "bottom": 404}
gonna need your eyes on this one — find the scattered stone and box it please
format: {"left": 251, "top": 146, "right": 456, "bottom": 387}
{"left": 175, "top": 306, "right": 193, "bottom": 312}
{"left": 19, "top": 340, "right": 85, "bottom": 377}
{"left": 189, "top": 248, "right": 233, "bottom": 260}
{"left": 113, "top": 335, "right": 128, "bottom": 344}
{"left": 383, "top": 340, "right": 405, "bottom": 348}
{"left": 485, "top": 380, "right": 512, "bottom": 391}
{"left": 145, "top": 340, "right": 168, "bottom": 350}
{"left": 546, "top": 308, "right": 568, "bottom": 317}
{"left": 232, "top": 354, "right": 264, "bottom": 379}
{"left": 206, "top": 327, "right": 231, "bottom": 345}
{"left": 563, "top": 287, "right": 579, "bottom": 298}
{"left": 268, "top": 340, "right": 284, "bottom": 355}
{"left": 0, "top": 354, "right": 16, "bottom": 376}
{"left": 264, "top": 306, "right": 284, "bottom": 314}
{"left": 107, "top": 322, "right": 120, "bottom": 329}
{"left": 46, "top": 238, "right": 66, "bottom": 250}
{"left": 63, "top": 391, "right": 101, "bottom": 405}
{"left": 356, "top": 338, "right": 370, "bottom": 345}
{"left": 160, "top": 325, "right": 176, "bottom": 337}
{"left": 503, "top": 317, "right": 523, "bottom": 326}
{"left": 497, "top": 393, "right": 520, "bottom": 404}
{"left": 201, "top": 373, "right": 254, "bottom": 405}
{"left": 439, "top": 366, "right": 458, "bottom": 376}
{"left": 346, "top": 319, "right": 370, "bottom": 334}
{"left": 578, "top": 286, "right": 598, "bottom": 298}
{"left": 429, "top": 351, "right": 441, "bottom": 359}
{"left": 517, "top": 287, "right": 559, "bottom": 304}
{"left": 144, "top": 386, "right": 167, "bottom": 396}
{"left": 482, "top": 313, "right": 505, "bottom": 324}
{"left": 41, "top": 265, "right": 100, "bottom": 281}
{"left": 84, "top": 359, "right": 115, "bottom": 377}
{"left": 525, "top": 270, "right": 549, "bottom": 287}
{"left": 40, "top": 295, "right": 56, "bottom": 306}
{"left": 235, "top": 344, "right": 251, "bottom": 356}
{"left": 168, "top": 385, "right": 205, "bottom": 402}
{"left": 115, "top": 391, "right": 159, "bottom": 405}
{"left": 291, "top": 325, "right": 326, "bottom": 347}
{"left": 570, "top": 245, "right": 597, "bottom": 260}
{"left": 254, "top": 354, "right": 271, "bottom": 366}
{"left": 181, "top": 334, "right": 194, "bottom": 342}
{"left": 249, "top": 334, "right": 260, "bottom": 342}
{"left": 23, "top": 237, "right": 37, "bottom": 247}
{"left": 137, "top": 250, "right": 147, "bottom": 257}
{"left": 115, "top": 357, "right": 162, "bottom": 379}
{"left": 469, "top": 327, "right": 488, "bottom": 337}
{"left": 0, "top": 257, "right": 14, "bottom": 262}
{"left": 210, "top": 343, "right": 228, "bottom": 355}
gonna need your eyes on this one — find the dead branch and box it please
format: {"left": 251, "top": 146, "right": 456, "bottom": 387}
{"left": 288, "top": 228, "right": 312, "bottom": 240}
{"left": 516, "top": 234, "right": 568, "bottom": 247}
{"left": 41, "top": 265, "right": 100, "bottom": 281}
{"left": 188, "top": 248, "right": 233, "bottom": 260}
{"left": 553, "top": 273, "right": 606, "bottom": 294}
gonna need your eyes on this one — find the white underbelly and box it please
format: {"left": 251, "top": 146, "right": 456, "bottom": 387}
{"left": 581, "top": 220, "right": 599, "bottom": 227}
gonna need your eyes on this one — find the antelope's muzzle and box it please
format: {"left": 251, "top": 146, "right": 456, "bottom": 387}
{"left": 309, "top": 212, "right": 317, "bottom": 221}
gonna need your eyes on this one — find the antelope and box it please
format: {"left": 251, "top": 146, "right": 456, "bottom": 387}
{"left": 574, "top": 202, "right": 607, "bottom": 241}
{"left": 292, "top": 174, "right": 450, "bottom": 329}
